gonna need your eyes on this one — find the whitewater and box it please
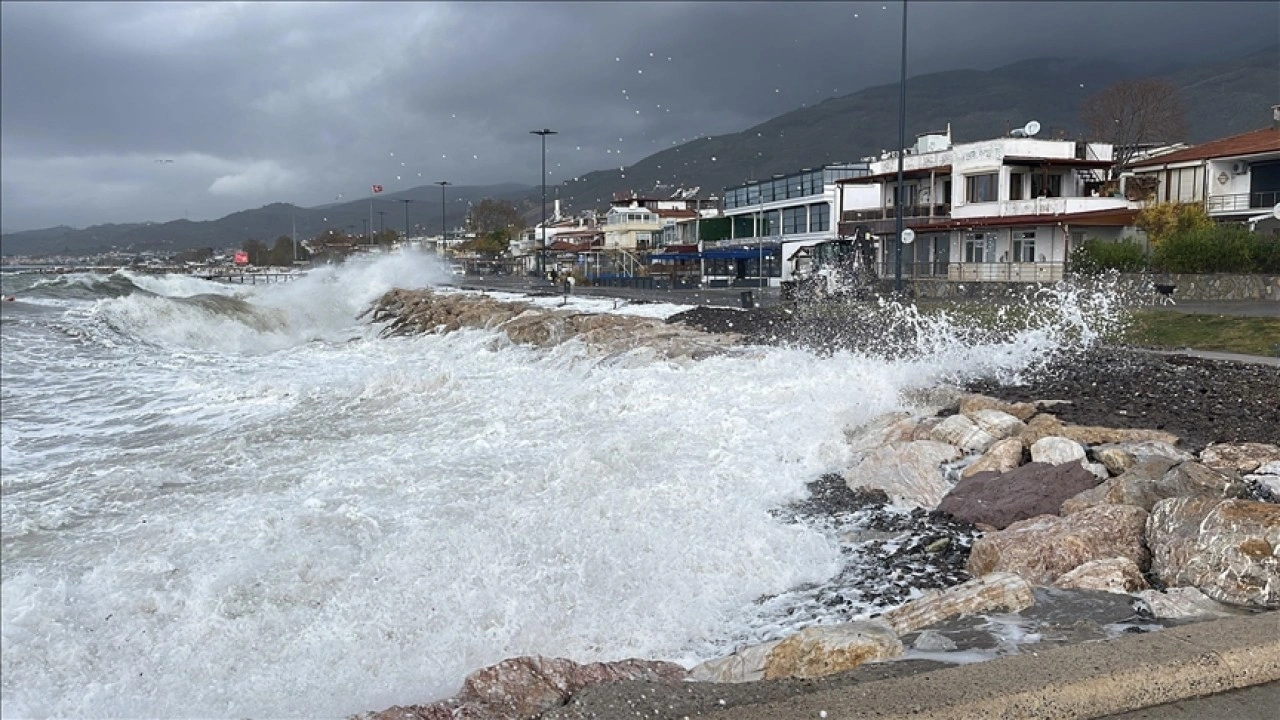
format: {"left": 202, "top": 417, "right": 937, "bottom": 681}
{"left": 0, "top": 249, "right": 1115, "bottom": 719}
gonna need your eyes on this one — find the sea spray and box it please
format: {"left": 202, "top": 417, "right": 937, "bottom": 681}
{"left": 2, "top": 252, "right": 1140, "bottom": 718}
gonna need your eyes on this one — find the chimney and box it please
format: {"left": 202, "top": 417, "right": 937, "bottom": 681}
{"left": 553, "top": 198, "right": 561, "bottom": 221}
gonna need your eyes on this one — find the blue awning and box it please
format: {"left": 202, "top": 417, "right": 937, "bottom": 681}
{"left": 650, "top": 243, "right": 781, "bottom": 262}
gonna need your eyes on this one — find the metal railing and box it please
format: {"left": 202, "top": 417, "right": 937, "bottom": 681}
{"left": 1206, "top": 191, "right": 1280, "bottom": 213}
{"left": 876, "top": 261, "right": 1066, "bottom": 282}
{"left": 841, "top": 204, "right": 951, "bottom": 222}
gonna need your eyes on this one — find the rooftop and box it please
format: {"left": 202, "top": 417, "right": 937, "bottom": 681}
{"left": 1131, "top": 127, "right": 1280, "bottom": 167}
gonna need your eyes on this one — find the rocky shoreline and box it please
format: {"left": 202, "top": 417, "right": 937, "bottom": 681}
{"left": 356, "top": 290, "right": 1278, "bottom": 720}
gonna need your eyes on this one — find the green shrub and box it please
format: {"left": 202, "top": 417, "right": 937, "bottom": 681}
{"left": 1251, "top": 235, "right": 1280, "bottom": 273}
{"left": 1151, "top": 225, "right": 1258, "bottom": 273}
{"left": 1070, "top": 239, "right": 1148, "bottom": 274}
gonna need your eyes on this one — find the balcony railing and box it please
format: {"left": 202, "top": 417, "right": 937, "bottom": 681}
{"left": 1206, "top": 191, "right": 1280, "bottom": 214}
{"left": 841, "top": 204, "right": 951, "bottom": 223}
{"left": 876, "top": 261, "right": 1066, "bottom": 283}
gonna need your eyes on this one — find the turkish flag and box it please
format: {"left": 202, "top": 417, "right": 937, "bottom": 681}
{"left": 233, "top": 251, "right": 249, "bottom": 265}
{"left": 372, "top": 184, "right": 383, "bottom": 193}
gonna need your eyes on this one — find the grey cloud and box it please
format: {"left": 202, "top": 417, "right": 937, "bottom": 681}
{"left": 2, "top": 1, "right": 1276, "bottom": 232}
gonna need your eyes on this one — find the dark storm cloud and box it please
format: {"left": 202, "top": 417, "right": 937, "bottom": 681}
{"left": 2, "top": 1, "right": 1276, "bottom": 232}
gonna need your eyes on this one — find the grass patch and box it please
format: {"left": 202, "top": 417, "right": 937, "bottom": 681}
{"left": 1117, "top": 311, "right": 1280, "bottom": 357}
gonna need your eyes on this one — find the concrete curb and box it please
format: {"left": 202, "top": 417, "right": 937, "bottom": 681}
{"left": 710, "top": 614, "right": 1280, "bottom": 720}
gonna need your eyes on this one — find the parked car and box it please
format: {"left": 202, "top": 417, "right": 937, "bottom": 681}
{"left": 449, "top": 264, "right": 466, "bottom": 276}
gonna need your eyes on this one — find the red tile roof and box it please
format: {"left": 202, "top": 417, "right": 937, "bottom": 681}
{"left": 655, "top": 209, "right": 698, "bottom": 219}
{"left": 900, "top": 207, "right": 1139, "bottom": 231}
{"left": 1131, "top": 127, "right": 1280, "bottom": 167}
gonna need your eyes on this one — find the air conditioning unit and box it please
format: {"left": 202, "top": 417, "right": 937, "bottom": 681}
{"left": 1231, "top": 161, "right": 1249, "bottom": 175}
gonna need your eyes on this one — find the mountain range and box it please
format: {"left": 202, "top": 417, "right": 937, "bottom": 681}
{"left": 3, "top": 43, "right": 1276, "bottom": 258}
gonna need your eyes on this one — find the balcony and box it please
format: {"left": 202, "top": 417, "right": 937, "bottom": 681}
{"left": 841, "top": 204, "right": 951, "bottom": 223}
{"left": 875, "top": 261, "right": 1066, "bottom": 283}
{"left": 1206, "top": 191, "right": 1280, "bottom": 215}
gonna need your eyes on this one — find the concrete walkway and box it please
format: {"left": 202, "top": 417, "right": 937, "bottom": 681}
{"left": 1100, "top": 680, "right": 1280, "bottom": 719}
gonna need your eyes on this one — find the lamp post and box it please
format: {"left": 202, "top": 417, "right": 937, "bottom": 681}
{"left": 361, "top": 218, "right": 368, "bottom": 244}
{"left": 399, "top": 199, "right": 413, "bottom": 244}
{"left": 435, "top": 181, "right": 451, "bottom": 253}
{"left": 531, "top": 129, "right": 557, "bottom": 277}
{"left": 377, "top": 210, "right": 386, "bottom": 235}
{"left": 894, "top": 0, "right": 909, "bottom": 295}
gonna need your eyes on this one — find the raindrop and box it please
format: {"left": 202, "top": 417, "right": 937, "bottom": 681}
{"left": 389, "top": 152, "right": 395, "bottom": 157}
{"left": 711, "top": 156, "right": 717, "bottom": 161}
{"left": 396, "top": 175, "right": 401, "bottom": 180}
{"left": 473, "top": 155, "right": 478, "bottom": 159}
{"left": 615, "top": 57, "right": 621, "bottom": 61}
{"left": 451, "top": 114, "right": 456, "bottom": 118}
{"left": 637, "top": 69, "right": 643, "bottom": 74}
{"left": 854, "top": 13, "right": 859, "bottom": 18}
{"left": 649, "top": 52, "right": 654, "bottom": 57}
{"left": 635, "top": 110, "right": 640, "bottom": 114}
{"left": 775, "top": 89, "right": 780, "bottom": 93}
{"left": 576, "top": 146, "right": 581, "bottom": 150}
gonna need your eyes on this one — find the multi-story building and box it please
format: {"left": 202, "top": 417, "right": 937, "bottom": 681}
{"left": 837, "top": 126, "right": 1137, "bottom": 283}
{"left": 1130, "top": 108, "right": 1280, "bottom": 234}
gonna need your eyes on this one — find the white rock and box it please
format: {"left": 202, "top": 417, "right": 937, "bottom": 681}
{"left": 844, "top": 412, "right": 914, "bottom": 457}
{"left": 965, "top": 409, "right": 1027, "bottom": 442}
{"left": 688, "top": 640, "right": 781, "bottom": 684}
{"left": 763, "top": 621, "right": 903, "bottom": 680}
{"left": 1082, "top": 461, "right": 1111, "bottom": 480}
{"left": 1135, "top": 587, "right": 1247, "bottom": 620}
{"left": 1030, "top": 436, "right": 1087, "bottom": 466}
{"left": 911, "top": 630, "right": 957, "bottom": 652}
{"left": 930, "top": 414, "right": 996, "bottom": 453}
{"left": 843, "top": 440, "right": 962, "bottom": 509}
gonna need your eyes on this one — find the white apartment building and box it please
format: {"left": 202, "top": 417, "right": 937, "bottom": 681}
{"left": 838, "top": 127, "right": 1140, "bottom": 282}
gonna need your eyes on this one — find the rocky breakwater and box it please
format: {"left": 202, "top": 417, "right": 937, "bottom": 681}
{"left": 364, "top": 288, "right": 743, "bottom": 360}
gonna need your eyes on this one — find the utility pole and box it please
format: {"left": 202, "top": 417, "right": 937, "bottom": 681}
{"left": 291, "top": 210, "right": 298, "bottom": 263}
{"left": 894, "top": 0, "right": 909, "bottom": 295}
{"left": 531, "top": 129, "right": 557, "bottom": 278}
{"left": 377, "top": 210, "right": 386, "bottom": 236}
{"left": 399, "top": 199, "right": 413, "bottom": 245}
{"left": 435, "top": 181, "right": 451, "bottom": 253}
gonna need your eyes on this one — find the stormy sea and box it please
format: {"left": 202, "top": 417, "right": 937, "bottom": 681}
{"left": 0, "top": 249, "right": 1123, "bottom": 719}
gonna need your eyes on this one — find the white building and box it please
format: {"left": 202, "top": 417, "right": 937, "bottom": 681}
{"left": 1129, "top": 112, "right": 1280, "bottom": 233}
{"left": 838, "top": 127, "right": 1139, "bottom": 283}
{"left": 706, "top": 164, "right": 876, "bottom": 287}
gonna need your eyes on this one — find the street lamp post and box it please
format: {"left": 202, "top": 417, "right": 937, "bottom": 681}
{"left": 377, "top": 210, "right": 386, "bottom": 235}
{"left": 361, "top": 218, "right": 368, "bottom": 244}
{"left": 894, "top": 0, "right": 909, "bottom": 295}
{"left": 435, "top": 181, "right": 451, "bottom": 253}
{"left": 399, "top": 199, "right": 413, "bottom": 244}
{"left": 531, "top": 129, "right": 557, "bottom": 278}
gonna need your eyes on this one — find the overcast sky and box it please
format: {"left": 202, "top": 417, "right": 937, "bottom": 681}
{"left": 2, "top": 1, "right": 1276, "bottom": 232}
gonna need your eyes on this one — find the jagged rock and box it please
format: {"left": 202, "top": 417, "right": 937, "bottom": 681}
{"left": 1030, "top": 436, "right": 1087, "bottom": 466}
{"left": 1053, "top": 557, "right": 1148, "bottom": 594}
{"left": 1135, "top": 587, "right": 1249, "bottom": 620}
{"left": 1147, "top": 497, "right": 1280, "bottom": 608}
{"left": 1095, "top": 446, "right": 1137, "bottom": 476}
{"left": 912, "top": 630, "right": 958, "bottom": 652}
{"left": 844, "top": 412, "right": 915, "bottom": 457}
{"left": 361, "top": 657, "right": 687, "bottom": 720}
{"left": 939, "top": 462, "right": 1102, "bottom": 529}
{"left": 965, "top": 409, "right": 1028, "bottom": 442}
{"left": 878, "top": 573, "right": 1035, "bottom": 635}
{"left": 1160, "top": 461, "right": 1248, "bottom": 500}
{"left": 1093, "top": 441, "right": 1194, "bottom": 476}
{"left": 901, "top": 386, "right": 963, "bottom": 414}
{"left": 843, "top": 440, "right": 961, "bottom": 509}
{"left": 688, "top": 640, "right": 782, "bottom": 684}
{"left": 762, "top": 621, "right": 903, "bottom": 680}
{"left": 1247, "top": 462, "right": 1280, "bottom": 502}
{"left": 967, "top": 504, "right": 1150, "bottom": 585}
{"left": 960, "top": 437, "right": 1025, "bottom": 478}
{"left": 911, "top": 416, "right": 944, "bottom": 441}
{"left": 958, "top": 393, "right": 1038, "bottom": 422}
{"left": 1199, "top": 443, "right": 1280, "bottom": 475}
{"left": 1082, "top": 462, "right": 1110, "bottom": 480}
{"left": 929, "top": 414, "right": 997, "bottom": 453}
{"left": 1060, "top": 457, "right": 1182, "bottom": 514}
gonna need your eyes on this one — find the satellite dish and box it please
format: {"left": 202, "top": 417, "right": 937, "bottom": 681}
{"left": 901, "top": 228, "right": 916, "bottom": 245}
{"left": 1024, "top": 121, "right": 1041, "bottom": 137}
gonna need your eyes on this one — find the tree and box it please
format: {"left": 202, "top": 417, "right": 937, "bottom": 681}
{"left": 457, "top": 230, "right": 510, "bottom": 257}
{"left": 1080, "top": 79, "right": 1187, "bottom": 179}
{"left": 1136, "top": 202, "right": 1213, "bottom": 247}
{"left": 242, "top": 238, "right": 268, "bottom": 265}
{"left": 267, "top": 236, "right": 296, "bottom": 266}
{"left": 468, "top": 198, "right": 526, "bottom": 236}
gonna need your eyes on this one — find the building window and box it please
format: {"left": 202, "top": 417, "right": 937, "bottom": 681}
{"left": 809, "top": 203, "right": 830, "bottom": 232}
{"left": 1009, "top": 173, "right": 1025, "bottom": 201}
{"left": 966, "top": 174, "right": 999, "bottom": 203}
{"left": 1031, "top": 174, "right": 1063, "bottom": 198}
{"left": 1013, "top": 231, "right": 1036, "bottom": 262}
{"left": 635, "top": 232, "right": 652, "bottom": 247}
{"left": 965, "top": 233, "right": 987, "bottom": 262}
{"left": 763, "top": 210, "right": 780, "bottom": 236}
{"left": 783, "top": 207, "right": 806, "bottom": 235}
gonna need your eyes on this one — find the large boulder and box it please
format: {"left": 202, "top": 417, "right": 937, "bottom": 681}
{"left": 362, "top": 656, "right": 687, "bottom": 720}
{"left": 688, "top": 640, "right": 782, "bottom": 684}
{"left": 844, "top": 412, "right": 916, "bottom": 457}
{"left": 960, "top": 437, "right": 1025, "bottom": 478}
{"left": 1147, "top": 497, "right": 1280, "bottom": 608}
{"left": 939, "top": 461, "right": 1102, "bottom": 529}
{"left": 965, "top": 409, "right": 1027, "bottom": 442}
{"left": 878, "top": 573, "right": 1035, "bottom": 635}
{"left": 1092, "top": 441, "right": 1194, "bottom": 476}
{"left": 1060, "top": 457, "right": 1235, "bottom": 515}
{"left": 929, "top": 414, "right": 996, "bottom": 453}
{"left": 1135, "top": 587, "right": 1249, "bottom": 620}
{"left": 1053, "top": 557, "right": 1148, "bottom": 594}
{"left": 761, "top": 621, "right": 903, "bottom": 680}
{"left": 1029, "top": 436, "right": 1087, "bottom": 466}
{"left": 1020, "top": 414, "right": 1180, "bottom": 447}
{"left": 843, "top": 440, "right": 961, "bottom": 509}
{"left": 1199, "top": 443, "right": 1280, "bottom": 475}
{"left": 957, "top": 393, "right": 1037, "bottom": 422}
{"left": 967, "top": 504, "right": 1150, "bottom": 585}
